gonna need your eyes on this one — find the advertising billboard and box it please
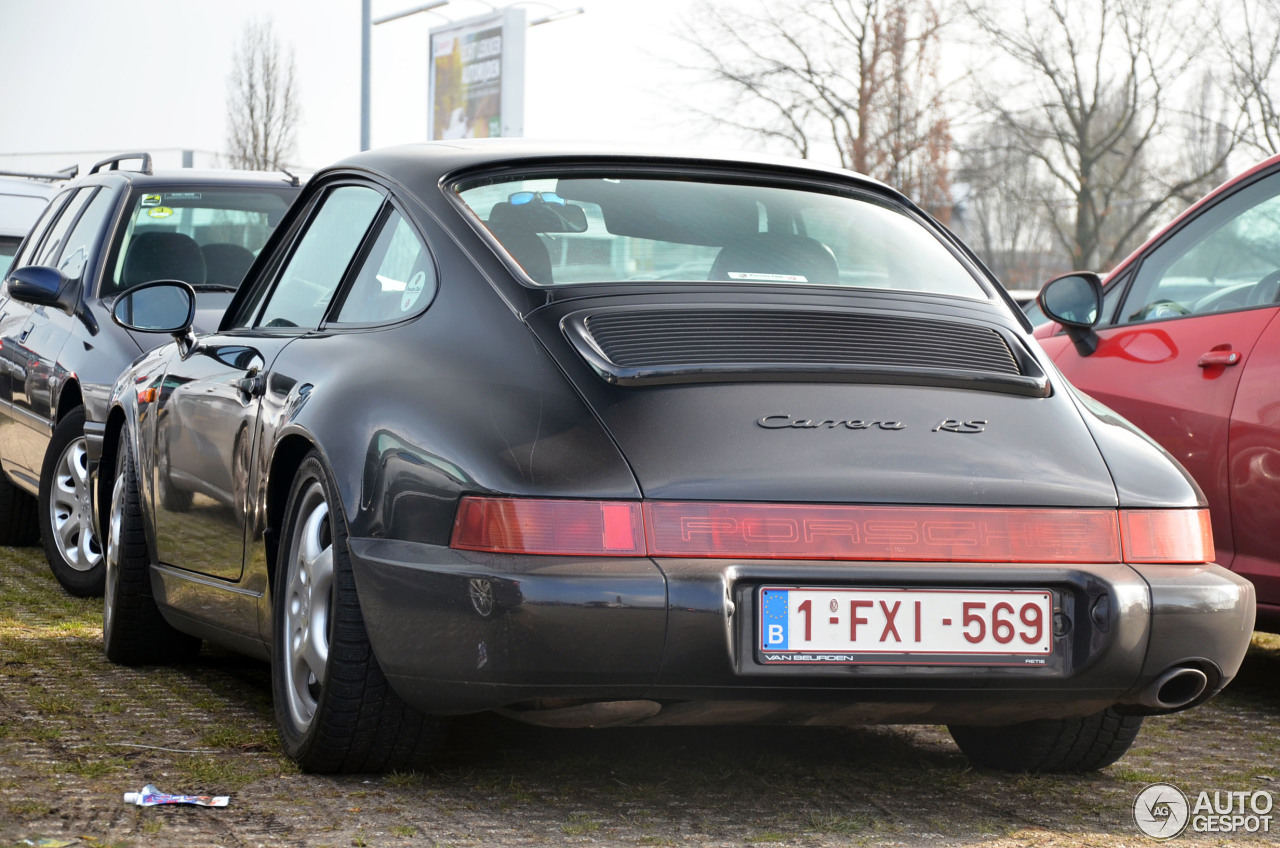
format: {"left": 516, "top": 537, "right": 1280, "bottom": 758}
{"left": 428, "top": 8, "right": 526, "bottom": 140}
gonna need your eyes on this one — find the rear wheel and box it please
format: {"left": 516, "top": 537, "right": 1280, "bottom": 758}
{"left": 272, "top": 452, "right": 446, "bottom": 773}
{"left": 948, "top": 708, "right": 1143, "bottom": 773}
{"left": 40, "top": 407, "right": 104, "bottom": 596}
{"left": 102, "top": 431, "right": 201, "bottom": 665}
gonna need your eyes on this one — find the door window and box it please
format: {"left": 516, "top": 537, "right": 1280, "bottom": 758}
{"left": 55, "top": 188, "right": 116, "bottom": 282}
{"left": 32, "top": 188, "right": 94, "bottom": 268}
{"left": 1121, "top": 173, "right": 1280, "bottom": 324}
{"left": 254, "top": 185, "right": 384, "bottom": 330}
{"left": 8, "top": 190, "right": 70, "bottom": 273}
{"left": 331, "top": 210, "right": 436, "bottom": 324}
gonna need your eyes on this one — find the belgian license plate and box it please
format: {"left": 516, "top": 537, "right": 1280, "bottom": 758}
{"left": 758, "top": 587, "right": 1054, "bottom": 665}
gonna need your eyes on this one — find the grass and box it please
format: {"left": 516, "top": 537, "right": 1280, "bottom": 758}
{"left": 2, "top": 543, "right": 1279, "bottom": 847}
{"left": 560, "top": 813, "right": 602, "bottom": 835}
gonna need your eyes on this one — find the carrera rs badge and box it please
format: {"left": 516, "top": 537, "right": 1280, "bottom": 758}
{"left": 757, "top": 414, "right": 906, "bottom": 431}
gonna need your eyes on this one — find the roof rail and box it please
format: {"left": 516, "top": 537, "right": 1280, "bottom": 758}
{"left": 0, "top": 165, "right": 79, "bottom": 182}
{"left": 88, "top": 152, "right": 154, "bottom": 176}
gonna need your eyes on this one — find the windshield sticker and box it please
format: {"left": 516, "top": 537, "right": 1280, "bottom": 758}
{"left": 141, "top": 194, "right": 162, "bottom": 207}
{"left": 727, "top": 271, "right": 809, "bottom": 283}
{"left": 165, "top": 192, "right": 203, "bottom": 200}
{"left": 401, "top": 271, "right": 428, "bottom": 311}
{"left": 147, "top": 207, "right": 174, "bottom": 219}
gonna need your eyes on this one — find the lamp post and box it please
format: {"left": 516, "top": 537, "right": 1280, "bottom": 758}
{"left": 360, "top": 0, "right": 452, "bottom": 151}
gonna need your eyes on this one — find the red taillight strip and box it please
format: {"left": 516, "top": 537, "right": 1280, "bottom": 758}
{"left": 1120, "top": 509, "right": 1214, "bottom": 564}
{"left": 450, "top": 497, "right": 1213, "bottom": 564}
{"left": 451, "top": 497, "right": 645, "bottom": 556}
{"left": 644, "top": 502, "right": 1122, "bottom": 562}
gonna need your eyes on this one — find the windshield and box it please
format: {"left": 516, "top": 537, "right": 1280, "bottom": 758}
{"left": 104, "top": 187, "right": 295, "bottom": 296}
{"left": 455, "top": 173, "right": 985, "bottom": 298}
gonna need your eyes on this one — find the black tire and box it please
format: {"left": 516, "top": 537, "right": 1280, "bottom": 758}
{"left": 39, "top": 407, "right": 104, "bottom": 596}
{"left": 948, "top": 707, "right": 1144, "bottom": 773}
{"left": 102, "top": 431, "right": 201, "bottom": 665}
{"left": 0, "top": 465, "right": 40, "bottom": 546}
{"left": 271, "top": 451, "right": 446, "bottom": 773}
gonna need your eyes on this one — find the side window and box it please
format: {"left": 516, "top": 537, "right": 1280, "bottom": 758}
{"left": 1121, "top": 173, "right": 1280, "bottom": 324}
{"left": 255, "top": 185, "right": 383, "bottom": 330}
{"left": 10, "top": 190, "right": 70, "bottom": 271}
{"left": 1099, "top": 271, "right": 1129, "bottom": 326}
{"left": 56, "top": 189, "right": 116, "bottom": 282}
{"left": 332, "top": 210, "right": 436, "bottom": 324}
{"left": 33, "top": 188, "right": 94, "bottom": 268}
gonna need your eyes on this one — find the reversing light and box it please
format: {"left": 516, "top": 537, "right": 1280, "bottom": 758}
{"left": 451, "top": 497, "right": 645, "bottom": 556}
{"left": 1120, "top": 509, "right": 1214, "bottom": 563}
{"left": 449, "top": 498, "right": 1213, "bottom": 565}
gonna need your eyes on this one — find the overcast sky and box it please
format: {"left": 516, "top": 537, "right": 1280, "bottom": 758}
{"left": 0, "top": 0, "right": 732, "bottom": 175}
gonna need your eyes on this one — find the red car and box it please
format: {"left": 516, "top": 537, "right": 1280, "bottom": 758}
{"left": 1035, "top": 154, "right": 1280, "bottom": 633}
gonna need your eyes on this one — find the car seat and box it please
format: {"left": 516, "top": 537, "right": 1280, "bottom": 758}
{"left": 200, "top": 242, "right": 256, "bottom": 289}
{"left": 708, "top": 233, "right": 839, "bottom": 286}
{"left": 121, "top": 231, "right": 207, "bottom": 290}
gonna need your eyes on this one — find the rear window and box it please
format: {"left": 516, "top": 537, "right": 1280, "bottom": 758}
{"left": 104, "top": 187, "right": 296, "bottom": 295}
{"left": 454, "top": 173, "right": 984, "bottom": 298}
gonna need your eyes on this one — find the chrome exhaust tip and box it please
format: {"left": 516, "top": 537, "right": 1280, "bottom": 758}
{"left": 1142, "top": 666, "right": 1210, "bottom": 710}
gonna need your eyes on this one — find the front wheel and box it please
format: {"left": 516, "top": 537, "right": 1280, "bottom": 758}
{"left": 271, "top": 452, "right": 445, "bottom": 773}
{"left": 948, "top": 707, "right": 1143, "bottom": 773}
{"left": 102, "top": 431, "right": 201, "bottom": 665}
{"left": 40, "top": 407, "right": 104, "bottom": 596}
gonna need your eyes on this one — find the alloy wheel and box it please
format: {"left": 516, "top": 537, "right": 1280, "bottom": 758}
{"left": 283, "top": 481, "right": 334, "bottom": 732}
{"left": 49, "top": 437, "right": 101, "bottom": 572}
{"left": 103, "top": 470, "right": 125, "bottom": 636}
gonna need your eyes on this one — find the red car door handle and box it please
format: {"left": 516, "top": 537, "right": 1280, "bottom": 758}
{"left": 1197, "top": 350, "right": 1243, "bottom": 367}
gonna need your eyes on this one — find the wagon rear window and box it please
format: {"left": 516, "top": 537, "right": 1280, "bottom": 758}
{"left": 455, "top": 174, "right": 984, "bottom": 298}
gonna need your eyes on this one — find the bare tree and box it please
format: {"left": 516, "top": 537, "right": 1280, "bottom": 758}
{"left": 225, "top": 18, "right": 300, "bottom": 171}
{"left": 680, "top": 0, "right": 954, "bottom": 219}
{"left": 955, "top": 123, "right": 1063, "bottom": 286}
{"left": 1213, "top": 0, "right": 1280, "bottom": 157}
{"left": 963, "top": 0, "right": 1241, "bottom": 271}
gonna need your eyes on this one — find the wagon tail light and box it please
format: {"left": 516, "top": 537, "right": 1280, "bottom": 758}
{"left": 450, "top": 497, "right": 1214, "bottom": 564}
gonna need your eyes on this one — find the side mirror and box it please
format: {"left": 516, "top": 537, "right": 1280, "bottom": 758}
{"left": 111, "top": 281, "right": 196, "bottom": 335}
{"left": 7, "top": 266, "right": 69, "bottom": 308}
{"left": 1039, "top": 272, "right": 1103, "bottom": 356}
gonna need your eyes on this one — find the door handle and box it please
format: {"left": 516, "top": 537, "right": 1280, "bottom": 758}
{"left": 18, "top": 322, "right": 34, "bottom": 344}
{"left": 1197, "top": 350, "right": 1243, "bottom": 367}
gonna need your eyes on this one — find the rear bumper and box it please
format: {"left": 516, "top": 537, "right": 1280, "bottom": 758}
{"left": 347, "top": 537, "right": 1256, "bottom": 724}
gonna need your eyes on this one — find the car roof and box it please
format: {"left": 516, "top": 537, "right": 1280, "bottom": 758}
{"left": 0, "top": 176, "right": 59, "bottom": 200}
{"left": 326, "top": 140, "right": 905, "bottom": 202}
{"left": 0, "top": 177, "right": 58, "bottom": 237}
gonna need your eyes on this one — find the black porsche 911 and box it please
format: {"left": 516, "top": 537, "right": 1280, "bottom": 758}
{"left": 90, "top": 141, "right": 1255, "bottom": 775}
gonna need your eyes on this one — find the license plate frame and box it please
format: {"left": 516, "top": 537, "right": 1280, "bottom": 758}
{"left": 757, "top": 586, "right": 1056, "bottom": 666}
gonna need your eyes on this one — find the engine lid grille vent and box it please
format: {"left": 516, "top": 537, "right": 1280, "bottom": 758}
{"left": 562, "top": 308, "right": 1048, "bottom": 397}
{"left": 587, "top": 310, "right": 1018, "bottom": 373}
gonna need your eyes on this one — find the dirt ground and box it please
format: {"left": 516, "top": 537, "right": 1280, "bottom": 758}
{"left": 1, "top": 543, "right": 1277, "bottom": 848}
